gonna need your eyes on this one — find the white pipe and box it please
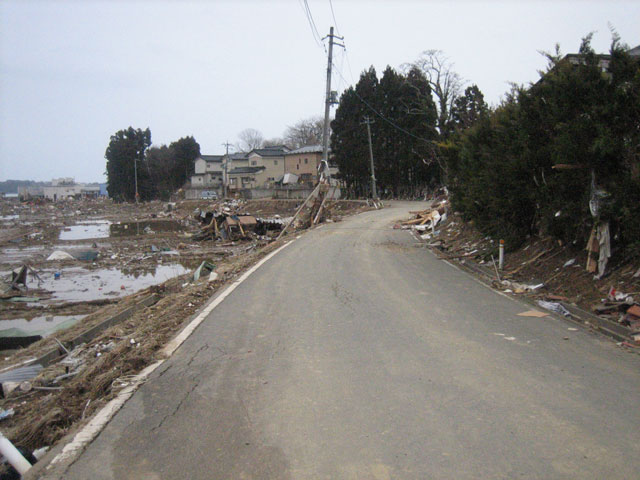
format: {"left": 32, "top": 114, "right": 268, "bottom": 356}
{"left": 0, "top": 431, "right": 31, "bottom": 475}
{"left": 499, "top": 239, "right": 505, "bottom": 270}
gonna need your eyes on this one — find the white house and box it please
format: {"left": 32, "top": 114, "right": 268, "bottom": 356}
{"left": 190, "top": 155, "right": 224, "bottom": 187}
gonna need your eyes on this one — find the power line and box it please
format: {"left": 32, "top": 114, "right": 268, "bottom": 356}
{"left": 304, "top": 0, "right": 324, "bottom": 48}
{"left": 298, "top": 0, "right": 322, "bottom": 48}
{"left": 328, "top": 0, "right": 341, "bottom": 36}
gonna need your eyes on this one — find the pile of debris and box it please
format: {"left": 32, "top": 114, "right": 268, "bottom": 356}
{"left": 191, "top": 207, "right": 287, "bottom": 242}
{"left": 395, "top": 200, "right": 448, "bottom": 243}
{"left": 591, "top": 287, "right": 640, "bottom": 344}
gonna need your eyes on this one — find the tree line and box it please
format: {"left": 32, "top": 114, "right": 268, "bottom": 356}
{"left": 330, "top": 33, "right": 639, "bottom": 256}
{"left": 105, "top": 118, "right": 327, "bottom": 202}
{"left": 330, "top": 52, "right": 488, "bottom": 198}
{"left": 105, "top": 127, "right": 200, "bottom": 201}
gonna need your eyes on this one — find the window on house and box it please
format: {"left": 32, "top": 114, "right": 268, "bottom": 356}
{"left": 274, "top": 160, "right": 278, "bottom": 165}
{"left": 297, "top": 164, "right": 299, "bottom": 170}
{"left": 304, "top": 158, "right": 308, "bottom": 164}
{"left": 251, "top": 160, "right": 257, "bottom": 166}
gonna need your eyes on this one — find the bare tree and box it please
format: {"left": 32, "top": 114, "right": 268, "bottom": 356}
{"left": 404, "top": 50, "right": 464, "bottom": 137}
{"left": 284, "top": 116, "right": 324, "bottom": 149}
{"left": 236, "top": 128, "right": 264, "bottom": 152}
{"left": 262, "top": 137, "right": 285, "bottom": 147}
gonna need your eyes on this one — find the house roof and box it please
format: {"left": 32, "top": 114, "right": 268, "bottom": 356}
{"left": 228, "top": 166, "right": 266, "bottom": 175}
{"left": 200, "top": 155, "right": 223, "bottom": 163}
{"left": 226, "top": 152, "right": 248, "bottom": 160}
{"left": 285, "top": 145, "right": 324, "bottom": 155}
{"left": 248, "top": 147, "right": 289, "bottom": 157}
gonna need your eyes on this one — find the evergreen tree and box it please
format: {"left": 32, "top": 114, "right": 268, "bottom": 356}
{"left": 450, "top": 85, "right": 489, "bottom": 131}
{"left": 449, "top": 34, "right": 640, "bottom": 254}
{"left": 331, "top": 66, "right": 438, "bottom": 197}
{"left": 169, "top": 136, "right": 201, "bottom": 190}
{"left": 105, "top": 127, "right": 151, "bottom": 202}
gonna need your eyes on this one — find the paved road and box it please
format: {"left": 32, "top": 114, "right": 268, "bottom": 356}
{"left": 61, "top": 202, "right": 640, "bottom": 479}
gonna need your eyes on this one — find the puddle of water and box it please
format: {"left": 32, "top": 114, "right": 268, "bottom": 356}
{"left": 1, "top": 246, "right": 45, "bottom": 264}
{"left": 1, "top": 244, "right": 112, "bottom": 265}
{"left": 24, "top": 264, "right": 189, "bottom": 304}
{"left": 0, "top": 315, "right": 87, "bottom": 338}
{"left": 59, "top": 220, "right": 112, "bottom": 240}
{"left": 0, "top": 215, "right": 19, "bottom": 222}
{"left": 110, "top": 220, "right": 184, "bottom": 237}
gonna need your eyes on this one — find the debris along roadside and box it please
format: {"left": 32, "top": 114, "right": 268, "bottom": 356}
{"left": 0, "top": 196, "right": 372, "bottom": 476}
{"left": 405, "top": 193, "right": 640, "bottom": 350}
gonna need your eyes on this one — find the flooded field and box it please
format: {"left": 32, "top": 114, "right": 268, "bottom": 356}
{"left": 56, "top": 219, "right": 186, "bottom": 240}
{"left": 109, "top": 220, "right": 185, "bottom": 237}
{"left": 0, "top": 314, "right": 87, "bottom": 338}
{"left": 59, "top": 220, "right": 111, "bottom": 240}
{"left": 22, "top": 264, "right": 190, "bottom": 304}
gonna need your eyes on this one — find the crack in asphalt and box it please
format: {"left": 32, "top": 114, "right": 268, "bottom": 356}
{"left": 150, "top": 344, "right": 211, "bottom": 433}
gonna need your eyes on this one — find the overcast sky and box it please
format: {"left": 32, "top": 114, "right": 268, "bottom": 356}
{"left": 1, "top": 0, "right": 638, "bottom": 183}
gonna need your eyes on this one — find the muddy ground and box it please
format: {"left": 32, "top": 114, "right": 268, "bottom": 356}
{"left": 0, "top": 196, "right": 372, "bottom": 471}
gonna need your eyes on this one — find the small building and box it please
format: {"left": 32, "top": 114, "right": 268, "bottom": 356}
{"left": 228, "top": 166, "right": 266, "bottom": 190}
{"left": 284, "top": 145, "right": 323, "bottom": 185}
{"left": 42, "top": 178, "right": 100, "bottom": 201}
{"left": 18, "top": 178, "right": 99, "bottom": 201}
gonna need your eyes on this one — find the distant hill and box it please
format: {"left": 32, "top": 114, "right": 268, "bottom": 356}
{"left": 0, "top": 180, "right": 47, "bottom": 194}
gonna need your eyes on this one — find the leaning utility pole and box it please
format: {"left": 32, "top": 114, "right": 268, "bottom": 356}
{"left": 320, "top": 27, "right": 343, "bottom": 181}
{"left": 222, "top": 141, "right": 232, "bottom": 198}
{"left": 362, "top": 116, "right": 378, "bottom": 199}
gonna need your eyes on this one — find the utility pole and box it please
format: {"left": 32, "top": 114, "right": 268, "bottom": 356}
{"left": 222, "top": 141, "right": 232, "bottom": 198}
{"left": 361, "top": 116, "right": 378, "bottom": 199}
{"left": 320, "top": 27, "right": 343, "bottom": 182}
{"left": 134, "top": 156, "right": 139, "bottom": 203}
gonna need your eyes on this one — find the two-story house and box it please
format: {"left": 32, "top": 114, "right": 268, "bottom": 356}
{"left": 190, "top": 155, "right": 224, "bottom": 188}
{"left": 245, "top": 146, "right": 290, "bottom": 187}
{"left": 284, "top": 145, "right": 323, "bottom": 185}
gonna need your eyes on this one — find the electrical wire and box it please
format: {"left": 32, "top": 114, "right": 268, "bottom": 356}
{"left": 329, "top": 0, "right": 341, "bottom": 36}
{"left": 298, "top": 0, "right": 322, "bottom": 48}
{"left": 304, "top": 0, "right": 325, "bottom": 49}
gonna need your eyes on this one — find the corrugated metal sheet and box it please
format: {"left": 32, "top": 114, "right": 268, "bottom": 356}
{"left": 0, "top": 364, "right": 43, "bottom": 384}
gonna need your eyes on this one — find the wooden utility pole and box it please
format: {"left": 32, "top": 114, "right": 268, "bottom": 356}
{"left": 320, "top": 27, "right": 343, "bottom": 181}
{"left": 362, "top": 116, "right": 378, "bottom": 199}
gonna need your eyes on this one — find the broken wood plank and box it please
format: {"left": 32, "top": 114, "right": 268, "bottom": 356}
{"left": 505, "top": 249, "right": 551, "bottom": 275}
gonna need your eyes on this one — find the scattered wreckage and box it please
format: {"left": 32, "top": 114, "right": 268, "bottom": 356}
{"left": 404, "top": 194, "right": 640, "bottom": 348}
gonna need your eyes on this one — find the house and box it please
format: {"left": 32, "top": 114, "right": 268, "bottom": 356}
{"left": 227, "top": 166, "right": 266, "bottom": 190}
{"left": 220, "top": 152, "right": 249, "bottom": 189}
{"left": 190, "top": 155, "right": 224, "bottom": 188}
{"left": 284, "top": 145, "right": 323, "bottom": 185}
{"left": 562, "top": 44, "right": 640, "bottom": 73}
{"left": 246, "top": 146, "right": 290, "bottom": 187}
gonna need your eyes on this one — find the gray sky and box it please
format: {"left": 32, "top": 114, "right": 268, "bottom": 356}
{"left": 1, "top": 0, "right": 638, "bottom": 183}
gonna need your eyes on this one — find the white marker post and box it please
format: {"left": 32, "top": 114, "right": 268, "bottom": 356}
{"left": 499, "top": 239, "right": 504, "bottom": 270}
{"left": 0, "top": 431, "right": 31, "bottom": 475}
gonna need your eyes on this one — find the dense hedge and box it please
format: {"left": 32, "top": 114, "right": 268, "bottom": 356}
{"left": 448, "top": 36, "right": 640, "bottom": 256}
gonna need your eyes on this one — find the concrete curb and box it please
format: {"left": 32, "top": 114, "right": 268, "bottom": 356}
{"left": 28, "top": 240, "right": 295, "bottom": 480}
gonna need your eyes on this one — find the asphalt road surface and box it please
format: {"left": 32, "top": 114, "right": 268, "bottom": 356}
{"left": 60, "top": 202, "right": 640, "bottom": 479}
